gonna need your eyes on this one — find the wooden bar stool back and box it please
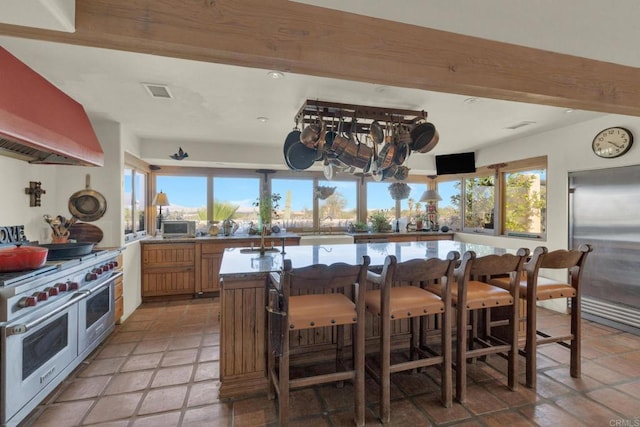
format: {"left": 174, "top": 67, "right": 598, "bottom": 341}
{"left": 433, "top": 248, "right": 528, "bottom": 402}
{"left": 267, "top": 256, "right": 370, "bottom": 427}
{"left": 365, "top": 251, "right": 459, "bottom": 423}
{"left": 489, "top": 244, "right": 593, "bottom": 388}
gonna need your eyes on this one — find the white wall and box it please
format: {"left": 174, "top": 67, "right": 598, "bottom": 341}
{"left": 456, "top": 114, "right": 640, "bottom": 311}
{"left": 458, "top": 113, "right": 640, "bottom": 251}
{"left": 0, "top": 155, "right": 59, "bottom": 242}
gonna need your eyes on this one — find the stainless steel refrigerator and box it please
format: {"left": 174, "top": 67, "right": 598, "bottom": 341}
{"left": 569, "top": 165, "right": 640, "bottom": 333}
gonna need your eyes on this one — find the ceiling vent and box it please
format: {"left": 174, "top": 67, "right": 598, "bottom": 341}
{"left": 504, "top": 120, "right": 536, "bottom": 130}
{"left": 143, "top": 83, "right": 173, "bottom": 99}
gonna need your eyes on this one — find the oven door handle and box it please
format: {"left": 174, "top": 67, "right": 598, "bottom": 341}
{"left": 81, "top": 271, "right": 123, "bottom": 296}
{"left": 5, "top": 293, "right": 89, "bottom": 337}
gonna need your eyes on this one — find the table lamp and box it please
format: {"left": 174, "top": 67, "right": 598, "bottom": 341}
{"left": 419, "top": 188, "right": 442, "bottom": 231}
{"left": 152, "top": 190, "right": 170, "bottom": 231}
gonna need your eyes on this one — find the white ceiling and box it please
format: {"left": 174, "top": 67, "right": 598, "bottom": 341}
{"left": 2, "top": 1, "right": 638, "bottom": 170}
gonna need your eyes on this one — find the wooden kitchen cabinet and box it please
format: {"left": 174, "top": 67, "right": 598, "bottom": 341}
{"left": 142, "top": 242, "right": 196, "bottom": 299}
{"left": 142, "top": 236, "right": 300, "bottom": 299}
{"left": 114, "top": 274, "right": 124, "bottom": 323}
{"left": 114, "top": 252, "right": 124, "bottom": 324}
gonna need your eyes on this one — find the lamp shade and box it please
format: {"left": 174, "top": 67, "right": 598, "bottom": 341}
{"left": 152, "top": 191, "right": 170, "bottom": 206}
{"left": 419, "top": 189, "right": 442, "bottom": 202}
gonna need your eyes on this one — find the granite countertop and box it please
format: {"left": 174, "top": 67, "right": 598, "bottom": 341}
{"left": 140, "top": 232, "right": 301, "bottom": 244}
{"left": 140, "top": 230, "right": 454, "bottom": 244}
{"left": 348, "top": 231, "right": 453, "bottom": 238}
{"left": 219, "top": 240, "right": 511, "bottom": 277}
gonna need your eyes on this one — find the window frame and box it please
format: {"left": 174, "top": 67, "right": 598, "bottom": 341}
{"left": 139, "top": 157, "right": 545, "bottom": 239}
{"left": 437, "top": 156, "right": 547, "bottom": 239}
{"left": 124, "top": 152, "right": 150, "bottom": 242}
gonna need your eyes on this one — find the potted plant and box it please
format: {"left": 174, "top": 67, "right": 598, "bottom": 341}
{"left": 253, "top": 193, "right": 281, "bottom": 231}
{"left": 369, "top": 210, "right": 392, "bottom": 232}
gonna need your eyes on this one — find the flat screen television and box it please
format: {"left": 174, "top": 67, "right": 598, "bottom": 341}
{"left": 435, "top": 152, "right": 476, "bottom": 175}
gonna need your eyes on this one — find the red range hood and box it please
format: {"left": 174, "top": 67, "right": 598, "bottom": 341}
{"left": 0, "top": 46, "right": 104, "bottom": 166}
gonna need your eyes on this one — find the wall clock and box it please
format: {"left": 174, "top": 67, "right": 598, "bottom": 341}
{"left": 592, "top": 127, "right": 633, "bottom": 158}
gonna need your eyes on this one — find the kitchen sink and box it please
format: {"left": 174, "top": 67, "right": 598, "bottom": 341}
{"left": 298, "top": 233, "right": 354, "bottom": 245}
{"left": 239, "top": 247, "right": 280, "bottom": 254}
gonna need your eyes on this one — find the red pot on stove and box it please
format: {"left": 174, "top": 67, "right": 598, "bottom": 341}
{"left": 0, "top": 245, "right": 48, "bottom": 272}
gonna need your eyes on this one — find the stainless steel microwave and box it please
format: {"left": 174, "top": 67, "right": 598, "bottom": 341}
{"left": 161, "top": 220, "right": 196, "bottom": 238}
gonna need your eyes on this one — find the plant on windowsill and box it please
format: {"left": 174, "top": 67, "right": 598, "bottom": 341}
{"left": 369, "top": 209, "right": 392, "bottom": 233}
{"left": 252, "top": 192, "right": 281, "bottom": 255}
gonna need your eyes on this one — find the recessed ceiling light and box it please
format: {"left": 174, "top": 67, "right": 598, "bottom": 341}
{"left": 565, "top": 109, "right": 574, "bottom": 113}
{"left": 464, "top": 97, "right": 480, "bottom": 104}
{"left": 257, "top": 117, "right": 269, "bottom": 123}
{"left": 267, "top": 71, "right": 284, "bottom": 79}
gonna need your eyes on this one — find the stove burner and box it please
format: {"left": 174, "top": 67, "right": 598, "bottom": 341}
{"left": 0, "top": 250, "right": 109, "bottom": 287}
{"left": 0, "top": 265, "right": 58, "bottom": 287}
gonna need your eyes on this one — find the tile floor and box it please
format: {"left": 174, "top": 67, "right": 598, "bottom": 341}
{"left": 22, "top": 298, "right": 640, "bottom": 426}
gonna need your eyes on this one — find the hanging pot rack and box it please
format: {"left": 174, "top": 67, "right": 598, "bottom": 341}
{"left": 295, "top": 99, "right": 427, "bottom": 133}
{"left": 284, "top": 99, "right": 437, "bottom": 181}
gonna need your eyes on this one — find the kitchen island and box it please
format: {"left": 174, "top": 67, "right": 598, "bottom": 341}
{"left": 218, "top": 241, "right": 511, "bottom": 398}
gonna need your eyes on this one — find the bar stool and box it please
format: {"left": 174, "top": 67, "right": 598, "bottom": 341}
{"left": 266, "top": 256, "right": 370, "bottom": 427}
{"left": 365, "top": 251, "right": 459, "bottom": 423}
{"left": 489, "top": 244, "right": 593, "bottom": 388}
{"left": 429, "top": 248, "right": 529, "bottom": 402}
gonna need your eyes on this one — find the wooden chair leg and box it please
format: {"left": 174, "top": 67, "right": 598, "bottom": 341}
{"left": 456, "top": 306, "right": 468, "bottom": 402}
{"left": 267, "top": 322, "right": 275, "bottom": 400}
{"left": 508, "top": 302, "right": 519, "bottom": 391}
{"left": 441, "top": 307, "right": 453, "bottom": 408}
{"left": 570, "top": 295, "right": 581, "bottom": 378}
{"left": 380, "top": 312, "right": 391, "bottom": 423}
{"left": 525, "top": 296, "right": 537, "bottom": 388}
{"left": 410, "top": 316, "right": 420, "bottom": 369}
{"left": 278, "top": 329, "right": 290, "bottom": 427}
{"left": 354, "top": 320, "right": 366, "bottom": 426}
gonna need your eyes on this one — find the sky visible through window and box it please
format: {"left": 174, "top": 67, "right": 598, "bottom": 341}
{"left": 150, "top": 176, "right": 458, "bottom": 210}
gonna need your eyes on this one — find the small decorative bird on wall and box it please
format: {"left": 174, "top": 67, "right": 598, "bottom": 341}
{"left": 170, "top": 147, "right": 189, "bottom": 160}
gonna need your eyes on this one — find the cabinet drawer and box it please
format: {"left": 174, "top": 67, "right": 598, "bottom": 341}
{"left": 143, "top": 243, "right": 195, "bottom": 266}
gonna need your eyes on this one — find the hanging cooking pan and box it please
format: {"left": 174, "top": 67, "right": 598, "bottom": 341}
{"left": 394, "top": 141, "right": 409, "bottom": 164}
{"left": 416, "top": 129, "right": 440, "bottom": 153}
{"left": 376, "top": 142, "right": 396, "bottom": 170}
{"left": 283, "top": 127, "right": 301, "bottom": 170}
{"left": 410, "top": 119, "right": 437, "bottom": 153}
{"left": 286, "top": 140, "right": 317, "bottom": 170}
{"left": 68, "top": 174, "right": 107, "bottom": 222}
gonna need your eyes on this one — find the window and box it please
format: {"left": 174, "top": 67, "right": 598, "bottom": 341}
{"left": 124, "top": 155, "right": 149, "bottom": 241}
{"left": 504, "top": 169, "right": 546, "bottom": 235}
{"left": 156, "top": 176, "right": 208, "bottom": 229}
{"left": 212, "top": 176, "right": 260, "bottom": 231}
{"left": 438, "top": 180, "right": 462, "bottom": 231}
{"left": 464, "top": 175, "right": 495, "bottom": 231}
{"left": 272, "top": 178, "right": 314, "bottom": 229}
{"left": 400, "top": 183, "right": 427, "bottom": 221}
{"left": 367, "top": 182, "right": 396, "bottom": 217}
{"left": 437, "top": 156, "right": 546, "bottom": 237}
{"left": 318, "top": 179, "right": 357, "bottom": 229}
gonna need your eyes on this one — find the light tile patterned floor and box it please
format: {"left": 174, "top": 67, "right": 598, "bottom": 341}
{"left": 22, "top": 298, "right": 640, "bottom": 426}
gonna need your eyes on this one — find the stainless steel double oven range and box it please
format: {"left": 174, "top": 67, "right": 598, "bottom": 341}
{"left": 0, "top": 249, "right": 122, "bottom": 427}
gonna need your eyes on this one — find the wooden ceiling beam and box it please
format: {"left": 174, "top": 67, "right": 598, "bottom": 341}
{"left": 2, "top": 0, "right": 640, "bottom": 116}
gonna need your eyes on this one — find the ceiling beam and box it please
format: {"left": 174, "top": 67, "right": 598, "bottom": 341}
{"left": 1, "top": 0, "right": 639, "bottom": 116}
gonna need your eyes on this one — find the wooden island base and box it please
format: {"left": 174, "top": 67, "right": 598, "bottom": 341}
{"left": 218, "top": 239, "right": 529, "bottom": 400}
